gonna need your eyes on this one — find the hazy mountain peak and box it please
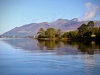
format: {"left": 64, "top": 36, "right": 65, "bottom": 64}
{"left": 56, "top": 18, "right": 69, "bottom": 21}
{"left": 40, "top": 22, "right": 49, "bottom": 24}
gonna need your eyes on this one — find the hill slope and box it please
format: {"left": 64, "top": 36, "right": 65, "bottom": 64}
{"left": 1, "top": 18, "right": 100, "bottom": 37}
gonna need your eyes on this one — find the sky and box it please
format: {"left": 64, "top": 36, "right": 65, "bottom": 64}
{"left": 0, "top": 0, "right": 100, "bottom": 35}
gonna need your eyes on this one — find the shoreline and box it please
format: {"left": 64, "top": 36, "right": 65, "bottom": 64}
{"left": 37, "top": 37, "right": 100, "bottom": 41}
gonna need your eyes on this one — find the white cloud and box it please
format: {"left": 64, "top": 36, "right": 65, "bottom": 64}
{"left": 78, "top": 2, "right": 100, "bottom": 22}
{"left": 85, "top": 2, "right": 92, "bottom": 9}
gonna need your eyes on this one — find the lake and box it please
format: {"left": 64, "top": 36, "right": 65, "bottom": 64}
{"left": 0, "top": 38, "right": 100, "bottom": 75}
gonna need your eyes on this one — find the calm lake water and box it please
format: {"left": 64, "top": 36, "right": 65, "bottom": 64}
{"left": 0, "top": 38, "right": 100, "bottom": 75}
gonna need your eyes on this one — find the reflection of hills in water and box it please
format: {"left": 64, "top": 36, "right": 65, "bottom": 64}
{"left": 2, "top": 38, "right": 100, "bottom": 55}
{"left": 3, "top": 38, "right": 39, "bottom": 50}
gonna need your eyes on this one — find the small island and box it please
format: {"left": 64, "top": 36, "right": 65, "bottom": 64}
{"left": 37, "top": 21, "right": 100, "bottom": 40}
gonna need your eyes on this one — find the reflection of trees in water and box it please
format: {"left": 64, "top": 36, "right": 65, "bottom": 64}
{"left": 38, "top": 40, "right": 100, "bottom": 55}
{"left": 78, "top": 41, "right": 100, "bottom": 55}
{"left": 62, "top": 40, "right": 78, "bottom": 47}
{"left": 62, "top": 40, "right": 99, "bottom": 55}
{"left": 37, "top": 40, "right": 45, "bottom": 50}
{"left": 45, "top": 40, "right": 56, "bottom": 50}
{"left": 78, "top": 41, "right": 94, "bottom": 55}
{"left": 37, "top": 40, "right": 62, "bottom": 50}
{"left": 3, "top": 39, "right": 100, "bottom": 55}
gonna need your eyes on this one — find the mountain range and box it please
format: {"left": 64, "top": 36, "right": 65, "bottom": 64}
{"left": 1, "top": 18, "right": 100, "bottom": 37}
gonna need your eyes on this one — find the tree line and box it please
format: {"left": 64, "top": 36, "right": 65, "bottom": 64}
{"left": 37, "top": 21, "right": 100, "bottom": 39}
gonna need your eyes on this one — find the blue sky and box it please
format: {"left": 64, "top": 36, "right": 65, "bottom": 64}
{"left": 0, "top": 0, "right": 100, "bottom": 34}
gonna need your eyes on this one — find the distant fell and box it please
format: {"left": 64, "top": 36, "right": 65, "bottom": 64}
{"left": 1, "top": 18, "right": 100, "bottom": 37}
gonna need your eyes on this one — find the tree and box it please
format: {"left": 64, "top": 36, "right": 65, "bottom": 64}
{"left": 63, "top": 32, "right": 69, "bottom": 38}
{"left": 68, "top": 31, "right": 77, "bottom": 38}
{"left": 37, "top": 28, "right": 45, "bottom": 38}
{"left": 98, "top": 27, "right": 100, "bottom": 37}
{"left": 77, "top": 23, "right": 88, "bottom": 37}
{"left": 77, "top": 21, "right": 95, "bottom": 37}
{"left": 63, "top": 31, "right": 77, "bottom": 38}
{"left": 45, "top": 28, "right": 56, "bottom": 38}
{"left": 93, "top": 27, "right": 98, "bottom": 33}
{"left": 55, "top": 29, "right": 62, "bottom": 38}
{"left": 87, "top": 21, "right": 94, "bottom": 33}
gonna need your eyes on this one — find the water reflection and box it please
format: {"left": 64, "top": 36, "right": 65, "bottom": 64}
{"left": 38, "top": 40, "right": 100, "bottom": 55}
{"left": 2, "top": 38, "right": 100, "bottom": 55}
{"left": 77, "top": 41, "right": 100, "bottom": 55}
{"left": 2, "top": 38, "right": 40, "bottom": 50}
{"left": 37, "top": 40, "right": 62, "bottom": 50}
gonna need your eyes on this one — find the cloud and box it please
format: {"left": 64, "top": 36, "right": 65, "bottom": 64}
{"left": 78, "top": 2, "right": 100, "bottom": 21}
{"left": 85, "top": 2, "right": 92, "bottom": 9}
